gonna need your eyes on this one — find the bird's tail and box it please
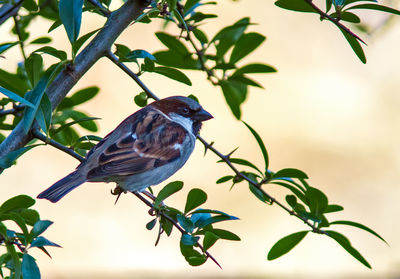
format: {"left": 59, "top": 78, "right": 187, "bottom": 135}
{"left": 37, "top": 171, "right": 86, "bottom": 203}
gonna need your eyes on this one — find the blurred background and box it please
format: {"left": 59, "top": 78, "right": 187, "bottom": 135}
{"left": 1, "top": 1, "right": 400, "bottom": 278}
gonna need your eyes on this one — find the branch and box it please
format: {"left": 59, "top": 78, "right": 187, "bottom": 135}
{"left": 106, "top": 53, "right": 327, "bottom": 235}
{"left": 105, "top": 50, "right": 159, "bottom": 101}
{"left": 132, "top": 192, "right": 222, "bottom": 268}
{"left": 32, "top": 129, "right": 85, "bottom": 162}
{"left": 0, "top": 0, "right": 150, "bottom": 161}
{"left": 304, "top": 0, "right": 366, "bottom": 44}
{"left": 0, "top": 1, "right": 23, "bottom": 25}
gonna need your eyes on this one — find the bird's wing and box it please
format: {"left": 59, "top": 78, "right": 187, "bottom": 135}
{"left": 85, "top": 109, "right": 189, "bottom": 180}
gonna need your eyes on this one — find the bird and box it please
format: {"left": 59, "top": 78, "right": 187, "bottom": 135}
{"left": 37, "top": 96, "right": 213, "bottom": 203}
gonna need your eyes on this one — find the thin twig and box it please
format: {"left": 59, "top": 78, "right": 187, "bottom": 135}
{"left": 0, "top": 1, "right": 23, "bottom": 25}
{"left": 132, "top": 192, "right": 222, "bottom": 268}
{"left": 13, "top": 15, "right": 27, "bottom": 61}
{"left": 86, "top": 0, "right": 111, "bottom": 17}
{"left": 105, "top": 50, "right": 159, "bottom": 101}
{"left": 0, "top": 105, "right": 24, "bottom": 117}
{"left": 197, "top": 136, "right": 327, "bottom": 235}
{"left": 304, "top": 0, "right": 366, "bottom": 45}
{"left": 106, "top": 16, "right": 327, "bottom": 235}
{"left": 32, "top": 129, "right": 85, "bottom": 162}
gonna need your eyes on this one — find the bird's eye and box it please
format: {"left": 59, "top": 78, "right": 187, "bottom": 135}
{"left": 181, "top": 107, "right": 190, "bottom": 114}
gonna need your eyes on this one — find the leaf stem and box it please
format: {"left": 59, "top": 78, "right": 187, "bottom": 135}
{"left": 303, "top": 0, "right": 366, "bottom": 44}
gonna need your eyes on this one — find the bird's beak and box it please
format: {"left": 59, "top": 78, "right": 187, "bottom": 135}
{"left": 194, "top": 108, "right": 213, "bottom": 122}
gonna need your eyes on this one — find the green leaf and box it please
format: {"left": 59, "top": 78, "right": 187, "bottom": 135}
{"left": 224, "top": 158, "right": 262, "bottom": 175}
{"left": 69, "top": 86, "right": 99, "bottom": 106}
{"left": 233, "top": 63, "right": 277, "bottom": 76}
{"left": 72, "top": 28, "right": 101, "bottom": 54}
{"left": 177, "top": 214, "right": 194, "bottom": 233}
{"left": 58, "top": 87, "right": 99, "bottom": 110}
{"left": 305, "top": 187, "right": 328, "bottom": 217}
{"left": 0, "top": 145, "right": 40, "bottom": 170}
{"left": 126, "top": 49, "right": 156, "bottom": 61}
{"left": 286, "top": 195, "right": 297, "bottom": 208}
{"left": 154, "top": 181, "right": 184, "bottom": 205}
{"left": 230, "top": 32, "right": 266, "bottom": 63}
{"left": 20, "top": 209, "right": 40, "bottom": 226}
{"left": 153, "top": 51, "right": 199, "bottom": 69}
{"left": 22, "top": 254, "right": 40, "bottom": 279}
{"left": 203, "top": 231, "right": 219, "bottom": 250}
{"left": 30, "top": 236, "right": 61, "bottom": 248}
{"left": 31, "top": 220, "right": 53, "bottom": 238}
{"left": 52, "top": 116, "right": 100, "bottom": 135}
{"left": 160, "top": 215, "right": 173, "bottom": 236}
{"left": 59, "top": 0, "right": 84, "bottom": 43}
{"left": 339, "top": 28, "right": 366, "bottom": 63}
{"left": 267, "top": 231, "right": 308, "bottom": 260}
{"left": 330, "top": 11, "right": 361, "bottom": 23}
{"left": 243, "top": 121, "right": 269, "bottom": 171}
{"left": 184, "top": 188, "right": 207, "bottom": 214}
{"left": 25, "top": 53, "right": 43, "bottom": 87}
{"left": 275, "top": 0, "right": 317, "bottom": 13}
{"left": 181, "top": 233, "right": 200, "bottom": 246}
{"left": 23, "top": 73, "right": 51, "bottom": 133}
{"left": 0, "top": 69, "right": 30, "bottom": 95}
{"left": 1, "top": 213, "right": 29, "bottom": 241}
{"left": 196, "top": 228, "right": 240, "bottom": 241}
{"left": 34, "top": 46, "right": 67, "bottom": 61}
{"left": 216, "top": 175, "right": 234, "bottom": 184}
{"left": 219, "top": 80, "right": 244, "bottom": 119}
{"left": 30, "top": 37, "right": 52, "bottom": 44}
{"left": 146, "top": 218, "right": 157, "bottom": 230}
{"left": 194, "top": 214, "right": 239, "bottom": 228}
{"left": 273, "top": 168, "right": 308, "bottom": 179}
{"left": 153, "top": 66, "right": 192, "bottom": 86}
{"left": 35, "top": 92, "right": 52, "bottom": 134}
{"left": 211, "top": 17, "right": 251, "bottom": 58}
{"left": 192, "top": 28, "right": 208, "bottom": 44}
{"left": 68, "top": 110, "right": 99, "bottom": 132}
{"left": 0, "top": 195, "right": 35, "bottom": 214}
{"left": 330, "top": 220, "right": 387, "bottom": 244}
{"left": 48, "top": 20, "right": 62, "bottom": 33}
{"left": 346, "top": 3, "right": 400, "bottom": 15}
{"left": 155, "top": 32, "right": 190, "bottom": 56}
{"left": 167, "top": 0, "right": 177, "bottom": 11}
{"left": 228, "top": 75, "right": 264, "bottom": 89}
{"left": 249, "top": 184, "right": 270, "bottom": 204}
{"left": 326, "top": 230, "right": 371, "bottom": 268}
{"left": 0, "top": 42, "right": 18, "bottom": 55}
{"left": 0, "top": 86, "right": 35, "bottom": 108}
{"left": 325, "top": 204, "right": 344, "bottom": 213}
{"left": 6, "top": 243, "right": 22, "bottom": 279}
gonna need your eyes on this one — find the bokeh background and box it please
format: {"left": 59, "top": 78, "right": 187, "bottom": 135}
{"left": 1, "top": 1, "right": 400, "bottom": 278}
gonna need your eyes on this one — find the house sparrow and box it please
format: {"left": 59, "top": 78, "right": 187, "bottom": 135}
{"left": 37, "top": 96, "right": 213, "bottom": 203}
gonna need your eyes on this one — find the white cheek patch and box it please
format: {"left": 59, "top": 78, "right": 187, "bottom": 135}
{"left": 169, "top": 113, "right": 193, "bottom": 133}
{"left": 132, "top": 133, "right": 137, "bottom": 140}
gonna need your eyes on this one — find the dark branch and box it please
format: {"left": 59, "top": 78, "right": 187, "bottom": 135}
{"left": 0, "top": 0, "right": 150, "bottom": 161}
{"left": 32, "top": 129, "right": 85, "bottom": 162}
{"left": 86, "top": 0, "right": 111, "bottom": 17}
{"left": 304, "top": 0, "right": 366, "bottom": 44}
{"left": 105, "top": 50, "right": 159, "bottom": 101}
{"left": 0, "top": 1, "right": 23, "bottom": 25}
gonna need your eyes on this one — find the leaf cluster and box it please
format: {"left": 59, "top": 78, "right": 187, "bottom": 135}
{"left": 275, "top": 0, "right": 400, "bottom": 63}
{"left": 0, "top": 195, "right": 60, "bottom": 279}
{"left": 215, "top": 122, "right": 386, "bottom": 268}
{"left": 145, "top": 181, "right": 240, "bottom": 266}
